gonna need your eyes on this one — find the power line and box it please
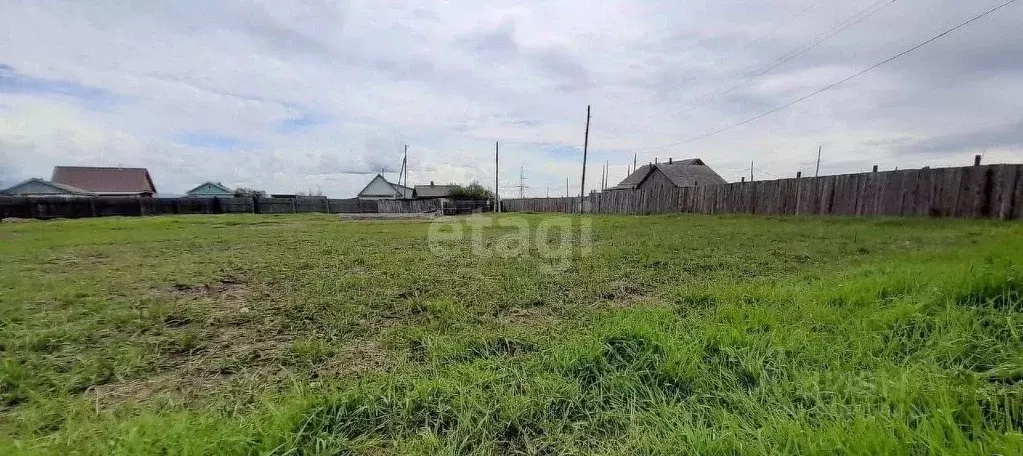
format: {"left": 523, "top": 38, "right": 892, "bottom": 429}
{"left": 667, "top": 0, "right": 897, "bottom": 122}
{"left": 630, "top": 0, "right": 828, "bottom": 106}
{"left": 701, "top": 0, "right": 826, "bottom": 73}
{"left": 754, "top": 166, "right": 785, "bottom": 179}
{"left": 642, "top": 0, "right": 1019, "bottom": 149}
{"left": 739, "top": 0, "right": 896, "bottom": 84}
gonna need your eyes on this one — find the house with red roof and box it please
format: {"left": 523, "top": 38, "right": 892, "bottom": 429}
{"left": 51, "top": 166, "right": 158, "bottom": 197}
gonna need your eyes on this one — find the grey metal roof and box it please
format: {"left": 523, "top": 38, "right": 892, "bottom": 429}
{"left": 413, "top": 184, "right": 455, "bottom": 198}
{"left": 0, "top": 178, "right": 96, "bottom": 196}
{"left": 612, "top": 158, "right": 727, "bottom": 189}
{"left": 390, "top": 182, "right": 413, "bottom": 199}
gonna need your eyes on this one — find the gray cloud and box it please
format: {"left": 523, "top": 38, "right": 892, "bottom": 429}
{"left": 463, "top": 19, "right": 519, "bottom": 55}
{"left": 898, "top": 121, "right": 1023, "bottom": 157}
{"left": 1, "top": 0, "right": 1022, "bottom": 196}
{"left": 456, "top": 17, "right": 591, "bottom": 91}
{"left": 0, "top": 63, "right": 119, "bottom": 108}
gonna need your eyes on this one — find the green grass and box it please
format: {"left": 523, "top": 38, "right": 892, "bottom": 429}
{"left": 1, "top": 213, "right": 1022, "bottom": 455}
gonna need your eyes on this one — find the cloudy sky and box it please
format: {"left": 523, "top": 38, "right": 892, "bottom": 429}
{"left": 1, "top": 0, "right": 1020, "bottom": 197}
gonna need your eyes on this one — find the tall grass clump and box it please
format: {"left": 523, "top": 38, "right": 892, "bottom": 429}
{"left": 1, "top": 214, "right": 1022, "bottom": 454}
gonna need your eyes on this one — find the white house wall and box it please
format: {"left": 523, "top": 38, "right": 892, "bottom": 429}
{"left": 359, "top": 176, "right": 398, "bottom": 198}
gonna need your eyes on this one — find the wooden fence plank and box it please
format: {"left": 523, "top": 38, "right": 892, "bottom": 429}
{"left": 492, "top": 165, "right": 1023, "bottom": 221}
{"left": 994, "top": 165, "right": 1019, "bottom": 220}
{"left": 1014, "top": 166, "right": 1023, "bottom": 220}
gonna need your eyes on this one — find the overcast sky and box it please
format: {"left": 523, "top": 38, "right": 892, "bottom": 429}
{"left": 1, "top": 0, "right": 1021, "bottom": 197}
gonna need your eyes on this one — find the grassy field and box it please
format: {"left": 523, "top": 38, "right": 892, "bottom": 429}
{"left": 1, "top": 213, "right": 1022, "bottom": 455}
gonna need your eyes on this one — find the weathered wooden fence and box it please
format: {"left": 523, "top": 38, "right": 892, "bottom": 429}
{"left": 0, "top": 196, "right": 381, "bottom": 219}
{"left": 377, "top": 199, "right": 443, "bottom": 213}
{"left": 501, "top": 196, "right": 581, "bottom": 213}
{"left": 378, "top": 199, "right": 491, "bottom": 214}
{"left": 0, "top": 196, "right": 495, "bottom": 220}
{"left": 501, "top": 164, "right": 1023, "bottom": 220}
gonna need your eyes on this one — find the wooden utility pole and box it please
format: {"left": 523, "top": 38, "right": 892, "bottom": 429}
{"left": 565, "top": 177, "right": 569, "bottom": 197}
{"left": 495, "top": 141, "right": 500, "bottom": 213}
{"left": 815, "top": 145, "right": 821, "bottom": 177}
{"left": 397, "top": 158, "right": 403, "bottom": 188}
{"left": 633, "top": 153, "right": 637, "bottom": 173}
{"left": 579, "top": 105, "right": 591, "bottom": 199}
{"left": 750, "top": 160, "right": 754, "bottom": 182}
{"left": 603, "top": 161, "right": 609, "bottom": 190}
{"left": 397, "top": 146, "right": 408, "bottom": 189}
{"left": 601, "top": 160, "right": 609, "bottom": 189}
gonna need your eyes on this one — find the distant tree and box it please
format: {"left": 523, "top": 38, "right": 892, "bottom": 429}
{"left": 233, "top": 187, "right": 267, "bottom": 198}
{"left": 449, "top": 181, "right": 493, "bottom": 200}
{"left": 296, "top": 187, "right": 324, "bottom": 197}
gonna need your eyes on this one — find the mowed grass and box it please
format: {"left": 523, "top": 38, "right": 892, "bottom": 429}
{"left": 1, "top": 213, "right": 1022, "bottom": 455}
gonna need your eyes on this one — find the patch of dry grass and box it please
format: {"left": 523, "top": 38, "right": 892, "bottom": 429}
{"left": 1, "top": 213, "right": 1021, "bottom": 454}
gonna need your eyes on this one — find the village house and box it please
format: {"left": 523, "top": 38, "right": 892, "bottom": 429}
{"left": 611, "top": 158, "right": 727, "bottom": 191}
{"left": 413, "top": 182, "right": 455, "bottom": 200}
{"left": 356, "top": 174, "right": 413, "bottom": 200}
{"left": 185, "top": 181, "right": 234, "bottom": 198}
{"left": 0, "top": 178, "right": 95, "bottom": 197}
{"left": 51, "top": 166, "right": 158, "bottom": 197}
{"left": 2, "top": 166, "right": 159, "bottom": 197}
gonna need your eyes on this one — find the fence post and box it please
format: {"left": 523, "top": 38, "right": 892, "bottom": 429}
{"left": 292, "top": 198, "right": 298, "bottom": 213}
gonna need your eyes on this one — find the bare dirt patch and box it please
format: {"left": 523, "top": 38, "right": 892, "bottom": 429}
{"left": 501, "top": 307, "right": 555, "bottom": 325}
{"left": 89, "top": 334, "right": 393, "bottom": 410}
{"left": 85, "top": 277, "right": 397, "bottom": 409}
{"left": 249, "top": 222, "right": 307, "bottom": 230}
{"left": 313, "top": 340, "right": 393, "bottom": 378}
{"left": 171, "top": 277, "right": 246, "bottom": 297}
{"left": 171, "top": 277, "right": 250, "bottom": 312}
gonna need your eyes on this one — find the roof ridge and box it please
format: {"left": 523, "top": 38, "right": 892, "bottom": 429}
{"left": 53, "top": 165, "right": 149, "bottom": 170}
{"left": 1, "top": 178, "right": 95, "bottom": 196}
{"left": 51, "top": 166, "right": 156, "bottom": 193}
{"left": 186, "top": 181, "right": 232, "bottom": 194}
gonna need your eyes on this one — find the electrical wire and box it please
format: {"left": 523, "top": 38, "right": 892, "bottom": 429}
{"left": 638, "top": 0, "right": 1019, "bottom": 150}
{"left": 680, "top": 0, "right": 898, "bottom": 114}
{"left": 704, "top": 0, "right": 826, "bottom": 72}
